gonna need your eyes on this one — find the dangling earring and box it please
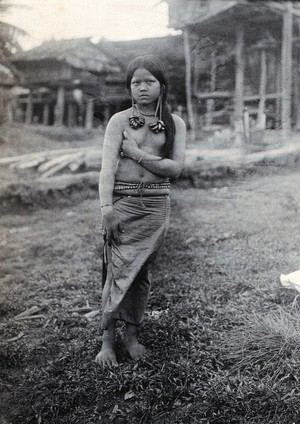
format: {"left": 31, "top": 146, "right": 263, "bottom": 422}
{"left": 129, "top": 97, "right": 145, "bottom": 129}
{"left": 149, "top": 92, "right": 165, "bottom": 134}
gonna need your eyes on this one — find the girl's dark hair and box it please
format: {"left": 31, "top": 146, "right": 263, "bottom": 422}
{"left": 126, "top": 55, "right": 175, "bottom": 158}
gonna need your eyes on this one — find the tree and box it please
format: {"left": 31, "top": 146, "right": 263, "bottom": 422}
{"left": 0, "top": 1, "right": 26, "bottom": 66}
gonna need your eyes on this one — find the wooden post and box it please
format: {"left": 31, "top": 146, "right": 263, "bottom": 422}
{"left": 43, "top": 103, "right": 50, "bottom": 126}
{"left": 6, "top": 99, "right": 14, "bottom": 123}
{"left": 54, "top": 86, "right": 65, "bottom": 126}
{"left": 25, "top": 91, "right": 33, "bottom": 125}
{"left": 67, "top": 102, "right": 77, "bottom": 127}
{"left": 258, "top": 49, "right": 267, "bottom": 124}
{"left": 276, "top": 50, "right": 282, "bottom": 127}
{"left": 281, "top": 1, "right": 293, "bottom": 135}
{"left": 85, "top": 99, "right": 94, "bottom": 130}
{"left": 294, "top": 20, "right": 300, "bottom": 130}
{"left": 234, "top": 24, "right": 245, "bottom": 143}
{"left": 183, "top": 28, "right": 195, "bottom": 132}
{"left": 206, "top": 51, "right": 216, "bottom": 126}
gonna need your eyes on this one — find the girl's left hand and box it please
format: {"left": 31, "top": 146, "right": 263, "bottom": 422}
{"left": 120, "top": 131, "right": 140, "bottom": 159}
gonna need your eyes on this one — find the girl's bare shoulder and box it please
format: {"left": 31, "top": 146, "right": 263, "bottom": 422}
{"left": 108, "top": 108, "right": 131, "bottom": 127}
{"left": 172, "top": 113, "right": 186, "bottom": 130}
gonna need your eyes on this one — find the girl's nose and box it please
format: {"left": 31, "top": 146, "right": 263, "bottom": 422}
{"left": 139, "top": 82, "right": 148, "bottom": 91}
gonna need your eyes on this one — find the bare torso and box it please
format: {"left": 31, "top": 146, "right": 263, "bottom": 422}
{"left": 114, "top": 108, "right": 170, "bottom": 196}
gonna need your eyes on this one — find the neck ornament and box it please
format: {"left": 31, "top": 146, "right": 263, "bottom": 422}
{"left": 129, "top": 98, "right": 165, "bottom": 133}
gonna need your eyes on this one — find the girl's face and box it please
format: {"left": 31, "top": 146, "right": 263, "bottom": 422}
{"left": 130, "top": 67, "right": 161, "bottom": 107}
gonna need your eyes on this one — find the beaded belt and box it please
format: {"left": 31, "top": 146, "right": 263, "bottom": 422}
{"left": 114, "top": 181, "right": 170, "bottom": 191}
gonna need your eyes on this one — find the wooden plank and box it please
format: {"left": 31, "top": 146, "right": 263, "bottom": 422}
{"left": 196, "top": 91, "right": 233, "bottom": 100}
{"left": 0, "top": 148, "right": 92, "bottom": 166}
{"left": 40, "top": 157, "right": 80, "bottom": 179}
{"left": 244, "top": 93, "right": 281, "bottom": 102}
{"left": 38, "top": 153, "right": 80, "bottom": 173}
{"left": 18, "top": 157, "right": 47, "bottom": 169}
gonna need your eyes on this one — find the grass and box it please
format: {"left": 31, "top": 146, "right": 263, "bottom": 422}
{"left": 1, "top": 126, "right": 300, "bottom": 423}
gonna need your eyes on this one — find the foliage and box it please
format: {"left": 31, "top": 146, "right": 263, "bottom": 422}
{"left": 0, "top": 1, "right": 25, "bottom": 63}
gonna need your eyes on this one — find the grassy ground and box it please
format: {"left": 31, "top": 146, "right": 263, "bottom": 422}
{"left": 1, "top": 167, "right": 300, "bottom": 423}
{"left": 1, "top": 125, "right": 300, "bottom": 423}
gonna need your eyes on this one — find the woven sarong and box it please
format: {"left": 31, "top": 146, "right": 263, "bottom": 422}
{"left": 102, "top": 195, "right": 170, "bottom": 329}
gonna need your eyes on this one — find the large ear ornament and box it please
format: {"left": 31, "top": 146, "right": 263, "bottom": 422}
{"left": 129, "top": 115, "right": 145, "bottom": 129}
{"left": 149, "top": 120, "right": 165, "bottom": 133}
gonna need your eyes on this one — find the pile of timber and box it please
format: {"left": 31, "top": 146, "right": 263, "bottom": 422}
{"left": 0, "top": 147, "right": 101, "bottom": 178}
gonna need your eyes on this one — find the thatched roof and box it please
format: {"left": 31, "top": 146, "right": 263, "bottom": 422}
{"left": 12, "top": 38, "right": 120, "bottom": 74}
{"left": 98, "top": 35, "right": 184, "bottom": 72}
{"left": 168, "top": 0, "right": 300, "bottom": 35}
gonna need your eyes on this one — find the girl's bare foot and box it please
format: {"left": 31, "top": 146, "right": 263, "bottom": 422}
{"left": 95, "top": 324, "right": 118, "bottom": 367}
{"left": 124, "top": 324, "right": 147, "bottom": 360}
{"left": 95, "top": 344, "right": 118, "bottom": 367}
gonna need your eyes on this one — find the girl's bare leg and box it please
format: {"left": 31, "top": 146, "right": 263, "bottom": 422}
{"left": 124, "top": 323, "right": 147, "bottom": 360}
{"left": 95, "top": 320, "right": 118, "bottom": 367}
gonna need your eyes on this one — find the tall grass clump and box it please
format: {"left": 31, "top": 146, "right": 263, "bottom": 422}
{"left": 220, "top": 307, "right": 300, "bottom": 380}
{"left": 201, "top": 307, "right": 300, "bottom": 423}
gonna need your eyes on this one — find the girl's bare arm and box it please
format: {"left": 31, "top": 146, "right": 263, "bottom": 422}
{"left": 99, "top": 114, "right": 123, "bottom": 244}
{"left": 121, "top": 115, "right": 186, "bottom": 179}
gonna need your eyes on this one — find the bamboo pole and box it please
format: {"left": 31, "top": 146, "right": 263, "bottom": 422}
{"left": 183, "top": 28, "right": 195, "bottom": 132}
{"left": 234, "top": 24, "right": 245, "bottom": 143}
{"left": 281, "top": 1, "right": 293, "bottom": 135}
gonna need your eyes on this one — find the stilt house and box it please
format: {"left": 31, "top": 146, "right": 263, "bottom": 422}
{"left": 11, "top": 35, "right": 185, "bottom": 128}
{"left": 11, "top": 38, "right": 126, "bottom": 128}
{"left": 168, "top": 0, "right": 300, "bottom": 138}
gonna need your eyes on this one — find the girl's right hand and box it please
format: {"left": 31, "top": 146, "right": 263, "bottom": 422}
{"left": 101, "top": 206, "right": 123, "bottom": 246}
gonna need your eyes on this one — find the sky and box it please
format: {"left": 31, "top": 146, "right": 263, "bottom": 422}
{"left": 3, "top": 0, "right": 177, "bottom": 50}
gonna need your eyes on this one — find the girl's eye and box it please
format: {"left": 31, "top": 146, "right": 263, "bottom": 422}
{"left": 131, "top": 81, "right": 140, "bottom": 86}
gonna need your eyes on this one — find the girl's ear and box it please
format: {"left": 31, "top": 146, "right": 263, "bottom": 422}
{"left": 161, "top": 84, "right": 166, "bottom": 93}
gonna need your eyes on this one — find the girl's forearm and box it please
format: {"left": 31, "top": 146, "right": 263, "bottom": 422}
{"left": 132, "top": 150, "right": 183, "bottom": 178}
{"left": 99, "top": 171, "right": 115, "bottom": 206}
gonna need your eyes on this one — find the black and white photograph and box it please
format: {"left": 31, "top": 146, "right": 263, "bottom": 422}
{"left": 1, "top": 1, "right": 300, "bottom": 423}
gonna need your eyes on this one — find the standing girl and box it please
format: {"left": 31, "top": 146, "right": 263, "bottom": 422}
{"left": 96, "top": 55, "right": 186, "bottom": 367}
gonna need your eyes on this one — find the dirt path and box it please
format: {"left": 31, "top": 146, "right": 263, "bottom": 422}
{"left": 1, "top": 169, "right": 300, "bottom": 423}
